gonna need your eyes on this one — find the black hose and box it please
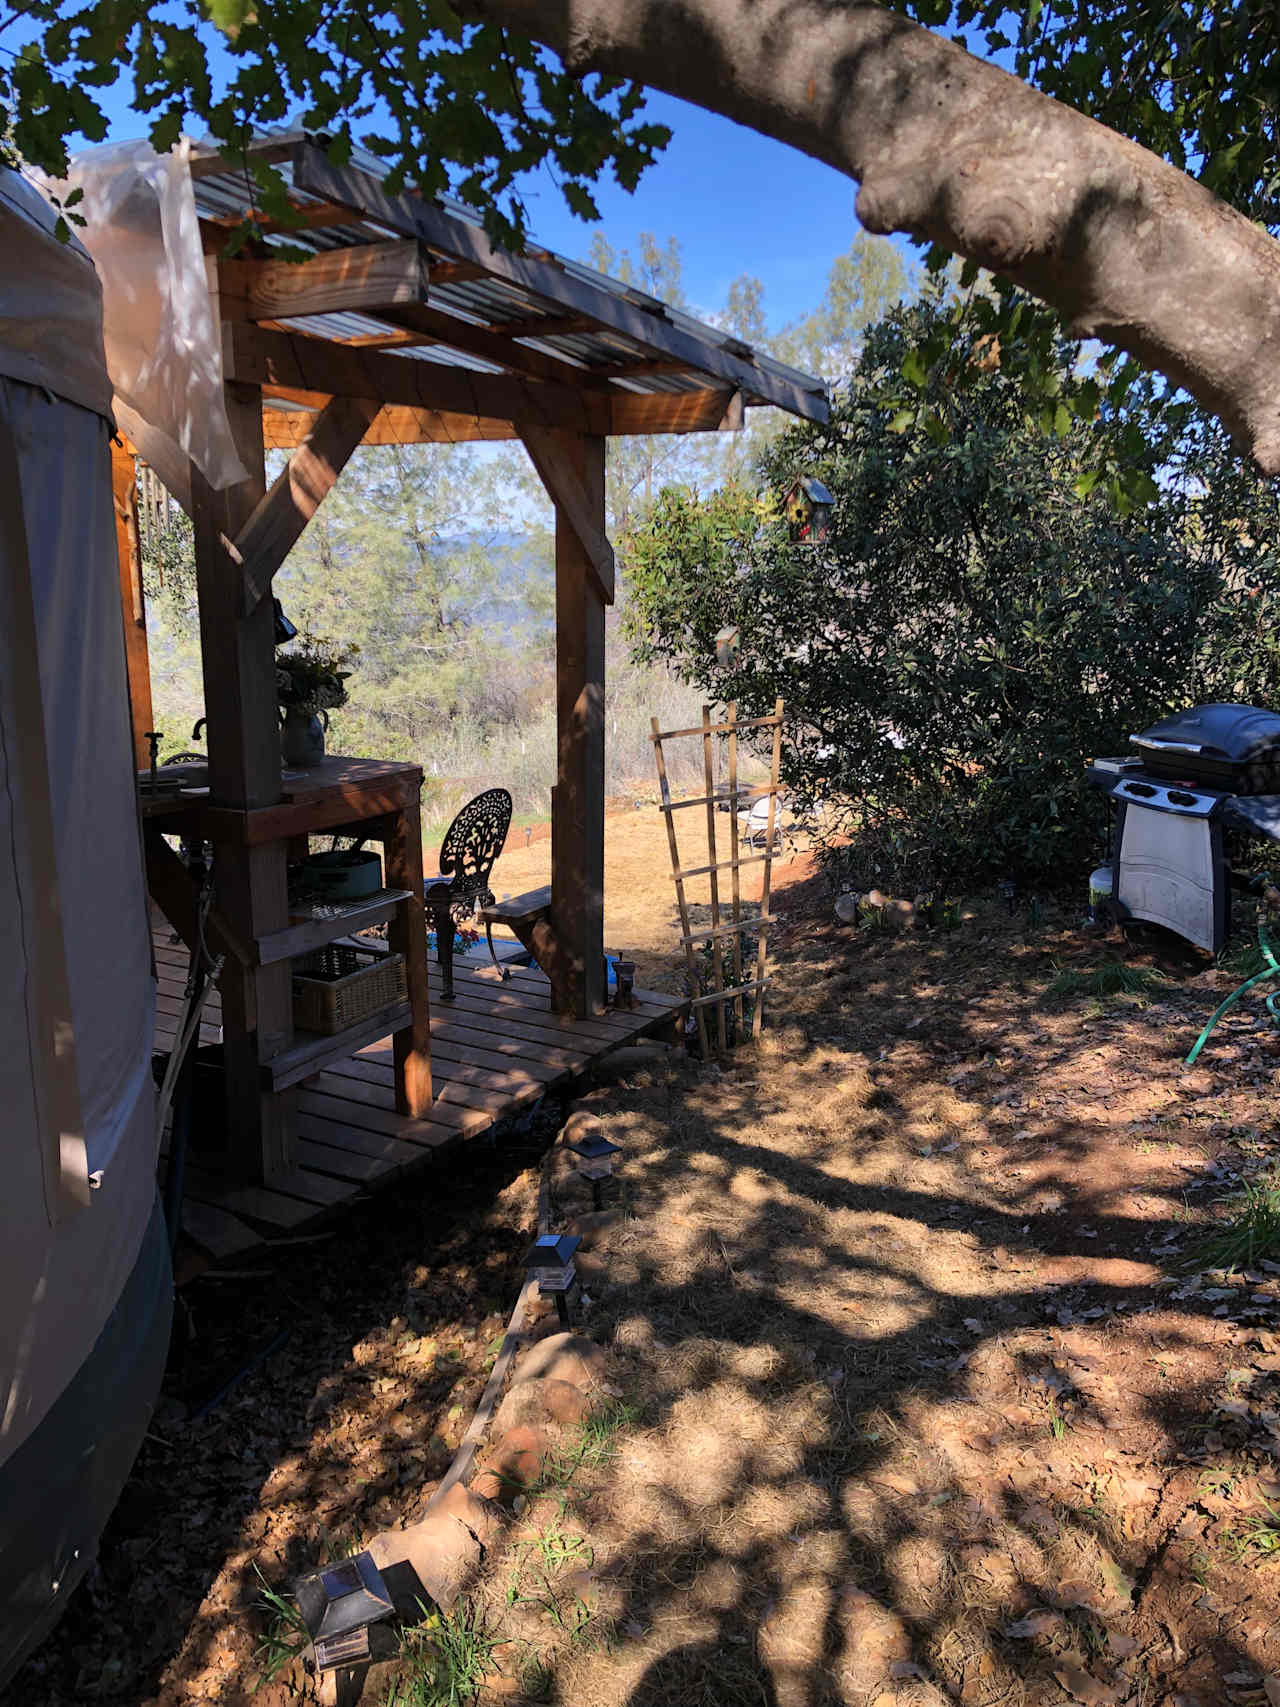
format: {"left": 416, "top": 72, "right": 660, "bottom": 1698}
{"left": 163, "top": 1038, "right": 197, "bottom": 1259}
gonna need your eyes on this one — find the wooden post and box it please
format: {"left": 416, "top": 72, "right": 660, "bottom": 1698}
{"left": 110, "top": 440, "right": 154, "bottom": 768}
{"left": 384, "top": 786, "right": 434, "bottom": 1112}
{"left": 190, "top": 380, "right": 296, "bottom": 1183}
{"left": 551, "top": 433, "right": 607, "bottom": 1016}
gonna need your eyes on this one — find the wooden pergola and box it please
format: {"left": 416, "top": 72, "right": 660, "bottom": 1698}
{"left": 114, "top": 134, "right": 828, "bottom": 1192}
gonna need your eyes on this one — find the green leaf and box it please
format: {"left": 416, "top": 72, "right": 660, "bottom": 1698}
{"left": 203, "top": 0, "right": 257, "bottom": 41}
{"left": 889, "top": 409, "right": 917, "bottom": 434}
{"left": 1072, "top": 469, "right": 1102, "bottom": 499}
{"left": 902, "top": 348, "right": 928, "bottom": 390}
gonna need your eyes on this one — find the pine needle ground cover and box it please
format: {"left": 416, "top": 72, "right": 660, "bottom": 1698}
{"left": 465, "top": 888, "right": 1280, "bottom": 1707}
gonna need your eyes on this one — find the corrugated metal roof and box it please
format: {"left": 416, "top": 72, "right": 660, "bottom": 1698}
{"left": 187, "top": 132, "right": 828, "bottom": 421}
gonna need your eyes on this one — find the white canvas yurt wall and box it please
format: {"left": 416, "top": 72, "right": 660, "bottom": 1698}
{"left": 0, "top": 169, "right": 169, "bottom": 1682}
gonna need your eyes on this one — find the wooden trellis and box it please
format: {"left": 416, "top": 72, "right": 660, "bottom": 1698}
{"left": 651, "top": 699, "right": 785, "bottom": 1055}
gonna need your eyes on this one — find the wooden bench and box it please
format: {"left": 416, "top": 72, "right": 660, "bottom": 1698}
{"left": 478, "top": 886, "right": 572, "bottom": 1010}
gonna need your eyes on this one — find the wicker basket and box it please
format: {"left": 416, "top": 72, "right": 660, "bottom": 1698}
{"left": 291, "top": 943, "right": 408, "bottom": 1035}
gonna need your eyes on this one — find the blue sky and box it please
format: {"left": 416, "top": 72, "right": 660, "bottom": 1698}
{"left": 73, "top": 48, "right": 905, "bottom": 333}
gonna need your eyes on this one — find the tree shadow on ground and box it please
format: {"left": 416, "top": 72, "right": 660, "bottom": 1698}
{"left": 518, "top": 902, "right": 1280, "bottom": 1707}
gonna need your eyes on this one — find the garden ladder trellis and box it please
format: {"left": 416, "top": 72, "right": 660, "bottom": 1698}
{"left": 651, "top": 700, "right": 784, "bottom": 1055}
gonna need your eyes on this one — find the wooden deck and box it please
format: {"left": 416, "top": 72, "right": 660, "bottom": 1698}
{"left": 152, "top": 929, "right": 684, "bottom": 1259}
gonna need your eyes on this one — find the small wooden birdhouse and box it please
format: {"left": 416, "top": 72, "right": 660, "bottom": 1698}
{"left": 784, "top": 475, "right": 834, "bottom": 544}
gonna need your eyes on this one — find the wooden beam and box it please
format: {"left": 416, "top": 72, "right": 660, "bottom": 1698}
{"left": 428, "top": 259, "right": 490, "bottom": 285}
{"left": 190, "top": 378, "right": 297, "bottom": 1184}
{"left": 260, "top": 386, "right": 746, "bottom": 448}
{"left": 291, "top": 142, "right": 830, "bottom": 423}
{"left": 518, "top": 424, "right": 615, "bottom": 604}
{"left": 378, "top": 300, "right": 612, "bottom": 390}
{"left": 235, "top": 394, "right": 379, "bottom": 611}
{"left": 114, "top": 401, "right": 193, "bottom": 518}
{"left": 611, "top": 388, "right": 745, "bottom": 435}
{"left": 551, "top": 433, "right": 608, "bottom": 1018}
{"left": 110, "top": 441, "right": 154, "bottom": 767}
{"left": 225, "top": 322, "right": 611, "bottom": 434}
{"left": 219, "top": 239, "right": 430, "bottom": 322}
{"left": 262, "top": 401, "right": 516, "bottom": 448}
{"left": 490, "top": 312, "right": 600, "bottom": 341}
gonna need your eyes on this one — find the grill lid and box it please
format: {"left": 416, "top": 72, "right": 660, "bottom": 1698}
{"left": 1130, "top": 703, "right": 1280, "bottom": 765}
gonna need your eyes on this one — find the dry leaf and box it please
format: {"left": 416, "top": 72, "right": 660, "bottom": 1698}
{"left": 1054, "top": 1662, "right": 1120, "bottom": 1706}
{"left": 1004, "top": 1611, "right": 1059, "bottom": 1639}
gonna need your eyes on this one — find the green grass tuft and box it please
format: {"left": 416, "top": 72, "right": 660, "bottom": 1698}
{"left": 1046, "top": 962, "right": 1167, "bottom": 1002}
{"left": 250, "top": 1566, "right": 309, "bottom": 1691}
{"left": 387, "top": 1600, "right": 495, "bottom": 1707}
{"left": 1187, "top": 1180, "right": 1280, "bottom": 1273}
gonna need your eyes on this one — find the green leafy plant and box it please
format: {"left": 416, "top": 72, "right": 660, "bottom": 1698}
{"left": 388, "top": 1600, "right": 495, "bottom": 1707}
{"left": 625, "top": 294, "right": 1280, "bottom": 897}
{"left": 249, "top": 1565, "right": 309, "bottom": 1691}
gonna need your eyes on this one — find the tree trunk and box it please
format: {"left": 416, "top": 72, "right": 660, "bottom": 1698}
{"left": 462, "top": 0, "right": 1280, "bottom": 474}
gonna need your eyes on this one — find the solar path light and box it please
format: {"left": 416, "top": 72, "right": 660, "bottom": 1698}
{"left": 567, "top": 1132, "right": 622, "bottom": 1211}
{"left": 525, "top": 1232, "right": 581, "bottom": 1327}
{"left": 295, "top": 1550, "right": 395, "bottom": 1671}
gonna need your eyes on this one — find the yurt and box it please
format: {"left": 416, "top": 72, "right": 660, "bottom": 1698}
{"left": 0, "top": 168, "right": 170, "bottom": 1682}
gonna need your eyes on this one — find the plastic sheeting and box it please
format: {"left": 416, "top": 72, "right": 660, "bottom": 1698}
{"left": 0, "top": 173, "right": 111, "bottom": 420}
{"left": 0, "top": 168, "right": 159, "bottom": 1464}
{"left": 57, "top": 138, "right": 248, "bottom": 491}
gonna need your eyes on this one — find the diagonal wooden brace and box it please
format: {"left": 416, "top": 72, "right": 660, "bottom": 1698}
{"left": 518, "top": 424, "right": 616, "bottom": 604}
{"left": 236, "top": 394, "right": 381, "bottom": 612}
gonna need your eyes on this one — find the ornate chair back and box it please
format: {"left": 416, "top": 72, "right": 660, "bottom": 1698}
{"left": 437, "top": 788, "right": 513, "bottom": 921}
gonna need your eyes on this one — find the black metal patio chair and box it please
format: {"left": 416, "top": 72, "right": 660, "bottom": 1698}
{"left": 425, "top": 787, "right": 513, "bottom": 1001}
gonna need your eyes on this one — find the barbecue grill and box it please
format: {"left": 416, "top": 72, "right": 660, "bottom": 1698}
{"left": 1087, "top": 702, "right": 1280, "bottom": 953}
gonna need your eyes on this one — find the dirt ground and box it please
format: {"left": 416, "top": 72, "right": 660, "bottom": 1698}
{"left": 467, "top": 884, "right": 1280, "bottom": 1707}
{"left": 11, "top": 823, "right": 1280, "bottom": 1706}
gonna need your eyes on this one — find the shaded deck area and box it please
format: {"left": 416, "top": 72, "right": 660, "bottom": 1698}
{"left": 152, "top": 927, "right": 684, "bottom": 1259}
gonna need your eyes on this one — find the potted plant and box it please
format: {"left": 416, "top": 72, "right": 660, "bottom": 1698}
{"left": 275, "top": 636, "right": 355, "bottom": 766}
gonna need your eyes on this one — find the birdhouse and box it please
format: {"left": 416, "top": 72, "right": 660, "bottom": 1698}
{"left": 715, "top": 625, "right": 741, "bottom": 668}
{"left": 784, "top": 475, "right": 834, "bottom": 544}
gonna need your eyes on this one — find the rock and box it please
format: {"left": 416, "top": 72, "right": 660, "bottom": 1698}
{"left": 511, "top": 1331, "right": 606, "bottom": 1393}
{"left": 493, "top": 1377, "right": 590, "bottom": 1435}
{"left": 470, "top": 1425, "right": 547, "bottom": 1503}
{"left": 561, "top": 1110, "right": 605, "bottom": 1145}
{"left": 589, "top": 1043, "right": 668, "bottom": 1085}
{"left": 365, "top": 1483, "right": 498, "bottom": 1610}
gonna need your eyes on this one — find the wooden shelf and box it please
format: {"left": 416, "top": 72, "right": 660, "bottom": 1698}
{"left": 263, "top": 999, "right": 412, "bottom": 1091}
{"left": 256, "top": 887, "right": 412, "bottom": 965}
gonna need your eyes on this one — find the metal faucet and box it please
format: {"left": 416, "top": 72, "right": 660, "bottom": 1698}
{"left": 143, "top": 730, "right": 162, "bottom": 794}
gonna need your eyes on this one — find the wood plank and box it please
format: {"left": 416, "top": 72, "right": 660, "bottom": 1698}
{"left": 254, "top": 888, "right": 412, "bottom": 965}
{"left": 265, "top": 1001, "right": 413, "bottom": 1091}
{"left": 111, "top": 441, "right": 154, "bottom": 768}
{"left": 298, "top": 1086, "right": 480, "bottom": 1142}
{"left": 304, "top": 1069, "right": 480, "bottom": 1130}
{"left": 290, "top": 143, "right": 829, "bottom": 422}
{"left": 179, "top": 1198, "right": 262, "bottom": 1260}
{"left": 652, "top": 713, "right": 785, "bottom": 741}
{"left": 296, "top": 1137, "right": 400, "bottom": 1184}
{"left": 519, "top": 425, "right": 615, "bottom": 603}
{"left": 181, "top": 1168, "right": 331, "bottom": 1229}
{"left": 225, "top": 323, "right": 611, "bottom": 435}
{"left": 220, "top": 240, "right": 430, "bottom": 321}
{"left": 295, "top": 1113, "right": 426, "bottom": 1167}
{"left": 235, "top": 395, "right": 381, "bottom": 610}
{"left": 479, "top": 886, "right": 552, "bottom": 922}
